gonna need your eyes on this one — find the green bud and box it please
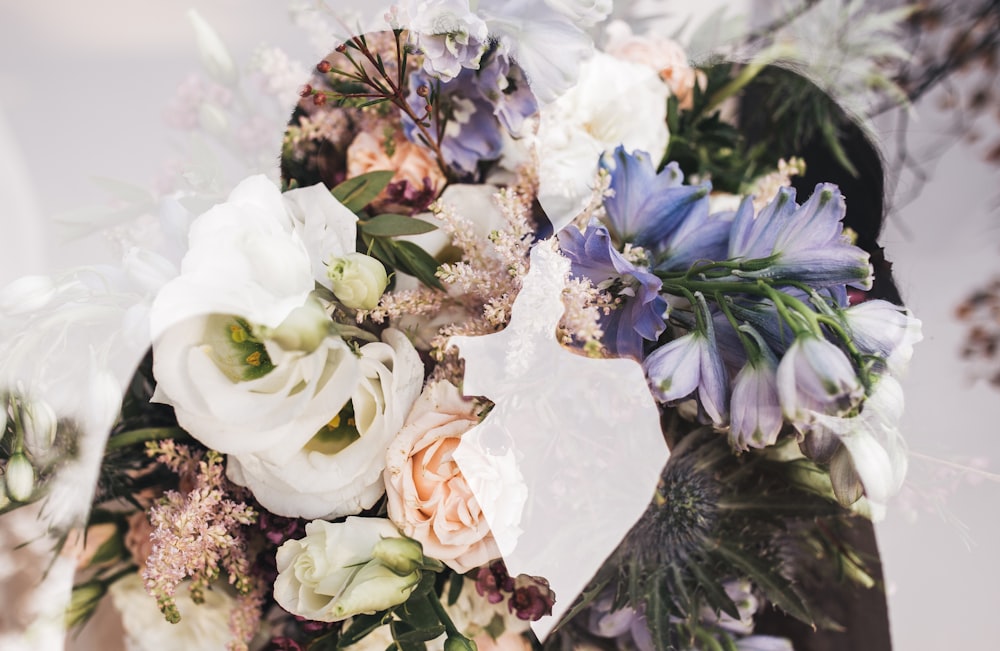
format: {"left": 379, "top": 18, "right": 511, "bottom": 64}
{"left": 327, "top": 253, "right": 388, "bottom": 310}
{"left": 5, "top": 453, "right": 35, "bottom": 502}
{"left": 21, "top": 399, "right": 58, "bottom": 458}
{"left": 371, "top": 536, "right": 424, "bottom": 575}
{"left": 266, "top": 299, "right": 332, "bottom": 353}
{"left": 66, "top": 580, "right": 107, "bottom": 628}
{"left": 444, "top": 635, "right": 478, "bottom": 651}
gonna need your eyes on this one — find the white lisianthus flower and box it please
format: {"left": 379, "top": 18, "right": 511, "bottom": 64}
{"left": 543, "top": 0, "right": 611, "bottom": 26}
{"left": 150, "top": 176, "right": 362, "bottom": 460}
{"left": 227, "top": 329, "right": 424, "bottom": 519}
{"left": 274, "top": 517, "right": 421, "bottom": 622}
{"left": 813, "top": 375, "right": 908, "bottom": 510}
{"left": 535, "top": 52, "right": 670, "bottom": 230}
{"left": 108, "top": 573, "right": 238, "bottom": 651}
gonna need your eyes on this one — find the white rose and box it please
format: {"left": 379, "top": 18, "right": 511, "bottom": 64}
{"left": 150, "top": 176, "right": 362, "bottom": 460}
{"left": 227, "top": 329, "right": 424, "bottom": 519}
{"left": 535, "top": 52, "right": 670, "bottom": 231}
{"left": 108, "top": 573, "right": 239, "bottom": 651}
{"left": 274, "top": 517, "right": 421, "bottom": 622}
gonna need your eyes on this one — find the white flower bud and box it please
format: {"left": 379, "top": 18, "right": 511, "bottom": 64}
{"left": 266, "top": 300, "right": 332, "bottom": 353}
{"left": 5, "top": 453, "right": 35, "bottom": 502}
{"left": 371, "top": 537, "right": 424, "bottom": 575}
{"left": 21, "top": 399, "right": 58, "bottom": 457}
{"left": 187, "top": 9, "right": 237, "bottom": 86}
{"left": 327, "top": 253, "right": 388, "bottom": 310}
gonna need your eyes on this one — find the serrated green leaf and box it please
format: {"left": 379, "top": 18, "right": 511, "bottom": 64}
{"left": 391, "top": 240, "right": 443, "bottom": 290}
{"left": 715, "top": 542, "right": 813, "bottom": 626}
{"left": 332, "top": 171, "right": 396, "bottom": 212}
{"left": 362, "top": 214, "right": 439, "bottom": 237}
{"left": 689, "top": 561, "right": 740, "bottom": 620}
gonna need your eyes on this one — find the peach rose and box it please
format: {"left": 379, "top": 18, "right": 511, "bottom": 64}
{"left": 385, "top": 381, "right": 499, "bottom": 573}
{"left": 604, "top": 20, "right": 703, "bottom": 110}
{"left": 347, "top": 131, "right": 446, "bottom": 213}
{"left": 124, "top": 511, "right": 156, "bottom": 569}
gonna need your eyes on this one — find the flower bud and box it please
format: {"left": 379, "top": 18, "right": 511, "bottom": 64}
{"left": 444, "top": 636, "right": 479, "bottom": 651}
{"left": 187, "top": 9, "right": 237, "bottom": 86}
{"left": 5, "top": 453, "right": 35, "bottom": 502}
{"left": 267, "top": 300, "right": 331, "bottom": 353}
{"left": 328, "top": 253, "right": 389, "bottom": 310}
{"left": 371, "top": 536, "right": 424, "bottom": 575}
{"left": 21, "top": 399, "right": 58, "bottom": 458}
{"left": 329, "top": 561, "right": 421, "bottom": 619}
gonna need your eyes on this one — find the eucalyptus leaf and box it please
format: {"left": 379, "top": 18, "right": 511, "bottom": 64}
{"left": 332, "top": 171, "right": 396, "bottom": 212}
{"left": 362, "top": 214, "right": 438, "bottom": 237}
{"left": 391, "top": 240, "right": 443, "bottom": 290}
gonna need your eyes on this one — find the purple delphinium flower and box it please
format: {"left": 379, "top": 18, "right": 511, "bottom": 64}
{"left": 643, "top": 293, "right": 728, "bottom": 426}
{"left": 402, "top": 54, "right": 537, "bottom": 178}
{"left": 729, "top": 326, "right": 783, "bottom": 451}
{"left": 558, "top": 223, "right": 667, "bottom": 359}
{"left": 776, "top": 333, "right": 864, "bottom": 428}
{"left": 599, "top": 146, "right": 712, "bottom": 256}
{"left": 728, "top": 186, "right": 872, "bottom": 290}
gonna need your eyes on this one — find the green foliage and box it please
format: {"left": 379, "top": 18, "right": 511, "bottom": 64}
{"left": 332, "top": 171, "right": 396, "bottom": 213}
{"left": 361, "top": 214, "right": 439, "bottom": 237}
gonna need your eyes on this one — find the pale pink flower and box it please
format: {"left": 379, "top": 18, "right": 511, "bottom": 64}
{"left": 385, "top": 381, "right": 500, "bottom": 573}
{"left": 347, "top": 131, "right": 447, "bottom": 213}
{"left": 604, "top": 20, "right": 703, "bottom": 109}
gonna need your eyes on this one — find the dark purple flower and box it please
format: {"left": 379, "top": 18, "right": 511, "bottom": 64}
{"left": 475, "top": 560, "right": 515, "bottom": 604}
{"left": 508, "top": 576, "right": 555, "bottom": 621}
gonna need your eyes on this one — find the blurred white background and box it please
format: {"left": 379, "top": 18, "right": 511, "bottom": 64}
{"left": 1, "top": 1, "right": 998, "bottom": 649}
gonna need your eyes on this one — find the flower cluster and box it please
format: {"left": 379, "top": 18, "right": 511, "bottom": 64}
{"left": 0, "top": 6, "right": 923, "bottom": 651}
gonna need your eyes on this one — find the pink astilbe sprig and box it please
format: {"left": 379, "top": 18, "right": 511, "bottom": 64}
{"left": 143, "top": 441, "right": 259, "bottom": 650}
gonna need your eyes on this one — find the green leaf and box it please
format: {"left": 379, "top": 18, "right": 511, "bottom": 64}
{"left": 390, "top": 240, "right": 444, "bottom": 290}
{"left": 361, "top": 214, "right": 439, "bottom": 237}
{"left": 396, "top": 593, "right": 440, "bottom": 630}
{"left": 332, "top": 171, "right": 396, "bottom": 212}
{"left": 550, "top": 577, "right": 609, "bottom": 634}
{"left": 715, "top": 542, "right": 813, "bottom": 626}
{"left": 446, "top": 572, "right": 464, "bottom": 606}
{"left": 689, "top": 561, "right": 740, "bottom": 621}
{"left": 338, "top": 612, "right": 391, "bottom": 648}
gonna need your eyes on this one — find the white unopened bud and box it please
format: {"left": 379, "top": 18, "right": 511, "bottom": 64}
{"left": 327, "top": 253, "right": 389, "bottom": 310}
{"left": 371, "top": 537, "right": 424, "bottom": 575}
{"left": 5, "top": 453, "right": 35, "bottom": 502}
{"left": 21, "top": 399, "right": 58, "bottom": 457}
{"left": 187, "top": 9, "right": 237, "bottom": 86}
{"left": 267, "top": 300, "right": 332, "bottom": 353}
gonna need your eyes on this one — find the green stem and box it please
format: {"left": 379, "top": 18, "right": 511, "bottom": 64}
{"left": 105, "top": 427, "right": 187, "bottom": 452}
{"left": 427, "top": 591, "right": 463, "bottom": 639}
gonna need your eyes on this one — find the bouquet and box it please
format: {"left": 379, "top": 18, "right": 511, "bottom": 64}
{"left": 0, "top": 3, "right": 922, "bottom": 651}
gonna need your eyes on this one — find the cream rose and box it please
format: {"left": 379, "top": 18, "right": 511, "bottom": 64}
{"left": 274, "top": 517, "right": 421, "bottom": 622}
{"left": 535, "top": 51, "right": 670, "bottom": 231}
{"left": 385, "top": 381, "right": 500, "bottom": 573}
{"left": 227, "top": 328, "right": 423, "bottom": 519}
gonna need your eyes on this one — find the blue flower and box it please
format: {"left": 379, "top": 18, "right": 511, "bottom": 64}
{"left": 643, "top": 293, "right": 728, "bottom": 426}
{"left": 776, "top": 333, "right": 864, "bottom": 428}
{"left": 729, "top": 185, "right": 872, "bottom": 289}
{"left": 600, "top": 147, "right": 711, "bottom": 255}
{"left": 729, "top": 328, "right": 782, "bottom": 451}
{"left": 558, "top": 223, "right": 666, "bottom": 360}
